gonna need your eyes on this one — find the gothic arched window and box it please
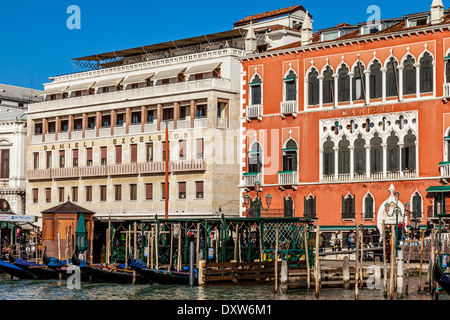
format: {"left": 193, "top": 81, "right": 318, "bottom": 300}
{"left": 420, "top": 52, "right": 433, "bottom": 93}
{"left": 284, "top": 70, "right": 297, "bottom": 101}
{"left": 249, "top": 74, "right": 262, "bottom": 105}
{"left": 248, "top": 142, "right": 262, "bottom": 173}
{"left": 370, "top": 60, "right": 382, "bottom": 99}
{"left": 323, "top": 66, "right": 334, "bottom": 104}
{"left": 403, "top": 55, "right": 416, "bottom": 95}
{"left": 338, "top": 65, "right": 350, "bottom": 102}
{"left": 323, "top": 138, "right": 334, "bottom": 176}
{"left": 308, "top": 69, "right": 319, "bottom": 106}
{"left": 386, "top": 58, "right": 399, "bottom": 97}
{"left": 353, "top": 62, "right": 366, "bottom": 101}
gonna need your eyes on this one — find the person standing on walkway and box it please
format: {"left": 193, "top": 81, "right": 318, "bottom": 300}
{"left": 349, "top": 230, "right": 356, "bottom": 250}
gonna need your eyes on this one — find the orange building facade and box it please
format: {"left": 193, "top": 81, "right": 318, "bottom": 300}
{"left": 240, "top": 3, "right": 450, "bottom": 232}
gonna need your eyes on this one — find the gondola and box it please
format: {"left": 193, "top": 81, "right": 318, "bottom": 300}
{"left": 129, "top": 259, "right": 197, "bottom": 285}
{"left": 71, "top": 251, "right": 151, "bottom": 284}
{"left": 433, "top": 254, "right": 450, "bottom": 295}
{"left": 0, "top": 259, "right": 36, "bottom": 280}
{"left": 8, "top": 251, "right": 61, "bottom": 280}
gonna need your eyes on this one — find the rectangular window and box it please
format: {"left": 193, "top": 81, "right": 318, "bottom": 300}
{"left": 161, "top": 182, "right": 169, "bottom": 200}
{"left": 102, "top": 115, "right": 111, "bottom": 128}
{"left": 162, "top": 141, "right": 170, "bottom": 161}
{"left": 61, "top": 120, "right": 69, "bottom": 132}
{"left": 178, "top": 182, "right": 186, "bottom": 199}
{"left": 73, "top": 149, "right": 79, "bottom": 168}
{"left": 101, "top": 146, "right": 107, "bottom": 165}
{"left": 85, "top": 186, "right": 92, "bottom": 202}
{"left": 195, "top": 181, "right": 204, "bottom": 199}
{"left": 87, "top": 117, "right": 96, "bottom": 129}
{"left": 116, "top": 113, "right": 124, "bottom": 127}
{"left": 196, "top": 138, "right": 204, "bottom": 159}
{"left": 59, "top": 150, "right": 65, "bottom": 168}
{"left": 32, "top": 188, "right": 38, "bottom": 204}
{"left": 34, "top": 123, "right": 43, "bottom": 135}
{"left": 179, "top": 140, "right": 187, "bottom": 160}
{"left": 146, "top": 143, "right": 153, "bottom": 162}
{"left": 45, "top": 188, "right": 51, "bottom": 203}
{"left": 72, "top": 187, "right": 78, "bottom": 202}
{"left": 58, "top": 187, "right": 65, "bottom": 203}
{"left": 146, "top": 183, "right": 153, "bottom": 200}
{"left": 86, "top": 148, "right": 93, "bottom": 167}
{"left": 46, "top": 151, "right": 52, "bottom": 169}
{"left": 48, "top": 121, "right": 56, "bottom": 133}
{"left": 74, "top": 118, "right": 82, "bottom": 131}
{"left": 100, "top": 185, "right": 107, "bottom": 202}
{"left": 131, "top": 111, "right": 141, "bottom": 125}
{"left": 33, "top": 152, "right": 39, "bottom": 170}
{"left": 163, "top": 108, "right": 174, "bottom": 121}
{"left": 147, "top": 110, "right": 155, "bottom": 123}
{"left": 130, "top": 184, "right": 137, "bottom": 201}
{"left": 196, "top": 105, "right": 207, "bottom": 118}
{"left": 115, "top": 185, "right": 122, "bottom": 201}
{"left": 130, "top": 144, "right": 138, "bottom": 163}
{"left": 115, "top": 145, "right": 122, "bottom": 164}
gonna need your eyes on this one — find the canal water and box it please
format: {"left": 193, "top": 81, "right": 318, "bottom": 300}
{"left": 0, "top": 273, "right": 447, "bottom": 300}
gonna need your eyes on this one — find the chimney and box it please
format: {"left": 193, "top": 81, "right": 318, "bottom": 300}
{"left": 245, "top": 21, "right": 257, "bottom": 55}
{"left": 431, "top": 0, "right": 444, "bottom": 25}
{"left": 301, "top": 11, "right": 313, "bottom": 45}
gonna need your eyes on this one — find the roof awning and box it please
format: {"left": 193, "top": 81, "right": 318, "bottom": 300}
{"left": 185, "top": 62, "right": 222, "bottom": 75}
{"left": 152, "top": 67, "right": 186, "bottom": 81}
{"left": 67, "top": 81, "right": 96, "bottom": 92}
{"left": 92, "top": 77, "right": 124, "bottom": 88}
{"left": 40, "top": 85, "right": 69, "bottom": 96}
{"left": 121, "top": 73, "right": 155, "bottom": 85}
{"left": 426, "top": 185, "right": 450, "bottom": 193}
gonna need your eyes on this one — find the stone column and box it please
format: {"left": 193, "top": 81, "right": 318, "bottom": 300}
{"left": 414, "top": 62, "right": 421, "bottom": 99}
{"left": 68, "top": 115, "right": 74, "bottom": 140}
{"left": 125, "top": 108, "right": 131, "bottom": 134}
{"left": 334, "top": 146, "right": 339, "bottom": 180}
{"left": 141, "top": 106, "right": 147, "bottom": 133}
{"left": 333, "top": 74, "right": 339, "bottom": 108}
{"left": 319, "top": 147, "right": 324, "bottom": 181}
{"left": 349, "top": 72, "right": 354, "bottom": 106}
{"left": 349, "top": 145, "right": 355, "bottom": 180}
{"left": 174, "top": 102, "right": 180, "bottom": 130}
{"left": 398, "top": 142, "right": 404, "bottom": 177}
{"left": 42, "top": 118, "right": 48, "bottom": 143}
{"left": 364, "top": 70, "right": 371, "bottom": 105}
{"left": 381, "top": 67, "right": 387, "bottom": 103}
{"left": 55, "top": 116, "right": 61, "bottom": 141}
{"left": 318, "top": 75, "right": 324, "bottom": 108}
{"left": 397, "top": 66, "right": 404, "bottom": 101}
{"left": 382, "top": 143, "right": 387, "bottom": 178}
{"left": 365, "top": 144, "right": 371, "bottom": 179}
{"left": 190, "top": 100, "right": 197, "bottom": 129}
{"left": 96, "top": 111, "right": 101, "bottom": 137}
{"left": 82, "top": 113, "right": 87, "bottom": 139}
{"left": 304, "top": 77, "right": 309, "bottom": 110}
{"left": 110, "top": 109, "right": 116, "bottom": 136}
{"left": 157, "top": 104, "right": 163, "bottom": 132}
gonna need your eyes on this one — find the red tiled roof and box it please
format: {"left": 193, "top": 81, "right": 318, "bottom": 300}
{"left": 234, "top": 5, "right": 307, "bottom": 27}
{"left": 255, "top": 24, "right": 302, "bottom": 33}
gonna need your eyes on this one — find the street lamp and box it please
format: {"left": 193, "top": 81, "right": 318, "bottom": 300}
{"left": 243, "top": 181, "right": 272, "bottom": 217}
{"left": 404, "top": 202, "right": 421, "bottom": 236}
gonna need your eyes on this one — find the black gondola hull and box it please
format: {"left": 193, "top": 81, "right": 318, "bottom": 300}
{"left": 434, "top": 255, "right": 450, "bottom": 295}
{"left": 129, "top": 260, "right": 197, "bottom": 285}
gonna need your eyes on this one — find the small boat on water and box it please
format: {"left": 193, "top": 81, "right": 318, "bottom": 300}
{"left": 9, "top": 252, "right": 61, "bottom": 280}
{"left": 71, "top": 252, "right": 151, "bottom": 284}
{"left": 0, "top": 259, "right": 36, "bottom": 280}
{"left": 434, "top": 254, "right": 450, "bottom": 295}
{"left": 129, "top": 259, "right": 198, "bottom": 285}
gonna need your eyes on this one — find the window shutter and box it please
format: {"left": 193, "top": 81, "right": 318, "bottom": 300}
{"left": 146, "top": 184, "right": 153, "bottom": 200}
{"left": 286, "top": 81, "right": 296, "bottom": 101}
{"left": 73, "top": 149, "right": 78, "bottom": 158}
{"left": 312, "top": 196, "right": 316, "bottom": 216}
{"left": 409, "top": 146, "right": 416, "bottom": 170}
{"left": 130, "top": 144, "right": 137, "bottom": 163}
{"left": 252, "top": 85, "right": 261, "bottom": 105}
{"left": 179, "top": 182, "right": 186, "bottom": 193}
{"left": 351, "top": 196, "right": 355, "bottom": 216}
{"left": 179, "top": 140, "right": 186, "bottom": 159}
{"left": 46, "top": 188, "right": 51, "bottom": 202}
{"left": 196, "top": 181, "right": 204, "bottom": 193}
{"left": 101, "top": 147, "right": 107, "bottom": 159}
{"left": 86, "top": 148, "right": 93, "bottom": 161}
{"left": 342, "top": 195, "right": 345, "bottom": 216}
{"left": 196, "top": 139, "right": 204, "bottom": 159}
{"left": 115, "top": 146, "right": 122, "bottom": 164}
{"left": 304, "top": 196, "right": 308, "bottom": 216}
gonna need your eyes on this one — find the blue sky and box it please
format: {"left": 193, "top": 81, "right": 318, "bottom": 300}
{"left": 0, "top": 0, "right": 436, "bottom": 90}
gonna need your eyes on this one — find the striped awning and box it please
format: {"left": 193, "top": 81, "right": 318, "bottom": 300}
{"left": 67, "top": 81, "right": 95, "bottom": 92}
{"left": 185, "top": 62, "right": 221, "bottom": 75}
{"left": 40, "top": 85, "right": 69, "bottom": 96}
{"left": 152, "top": 67, "right": 186, "bottom": 80}
{"left": 121, "top": 73, "right": 155, "bottom": 85}
{"left": 92, "top": 77, "right": 124, "bottom": 88}
{"left": 426, "top": 185, "right": 450, "bottom": 193}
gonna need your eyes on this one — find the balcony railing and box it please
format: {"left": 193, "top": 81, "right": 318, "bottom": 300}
{"left": 27, "top": 169, "right": 52, "bottom": 180}
{"left": 194, "top": 117, "right": 208, "bottom": 128}
{"left": 52, "top": 167, "right": 79, "bottom": 179}
{"left": 108, "top": 163, "right": 138, "bottom": 176}
{"left": 176, "top": 119, "right": 191, "bottom": 130}
{"left": 79, "top": 165, "right": 108, "bottom": 177}
{"left": 342, "top": 212, "right": 356, "bottom": 220}
{"left": 322, "top": 170, "right": 418, "bottom": 182}
{"left": 138, "top": 161, "right": 165, "bottom": 174}
{"left": 444, "top": 83, "right": 450, "bottom": 98}
{"left": 217, "top": 118, "right": 228, "bottom": 129}
{"left": 171, "top": 159, "right": 205, "bottom": 172}
{"left": 246, "top": 104, "right": 263, "bottom": 119}
{"left": 280, "top": 100, "right": 298, "bottom": 117}
{"left": 440, "top": 162, "right": 450, "bottom": 178}
{"left": 278, "top": 171, "right": 298, "bottom": 185}
{"left": 427, "top": 205, "right": 450, "bottom": 219}
{"left": 242, "top": 172, "right": 261, "bottom": 187}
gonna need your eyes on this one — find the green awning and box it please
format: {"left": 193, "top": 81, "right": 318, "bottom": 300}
{"left": 282, "top": 148, "right": 298, "bottom": 152}
{"left": 243, "top": 172, "right": 259, "bottom": 177}
{"left": 426, "top": 185, "right": 450, "bottom": 193}
{"left": 445, "top": 56, "right": 450, "bottom": 60}
{"left": 283, "top": 77, "right": 297, "bottom": 81}
{"left": 444, "top": 136, "right": 450, "bottom": 141}
{"left": 440, "top": 161, "right": 450, "bottom": 166}
{"left": 278, "top": 170, "right": 297, "bottom": 174}
{"left": 249, "top": 81, "right": 261, "bottom": 86}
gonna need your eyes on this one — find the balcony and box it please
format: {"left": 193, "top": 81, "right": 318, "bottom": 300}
{"left": 45, "top": 133, "right": 56, "bottom": 143}
{"left": 108, "top": 163, "right": 138, "bottom": 176}
{"left": 246, "top": 104, "right": 263, "bottom": 120}
{"left": 79, "top": 165, "right": 107, "bottom": 177}
{"left": 278, "top": 171, "right": 298, "bottom": 187}
{"left": 138, "top": 161, "right": 165, "bottom": 174}
{"left": 27, "top": 169, "right": 52, "bottom": 180}
{"left": 71, "top": 130, "right": 82, "bottom": 140}
{"left": 440, "top": 162, "right": 450, "bottom": 178}
{"left": 444, "top": 83, "right": 450, "bottom": 98}
{"left": 144, "top": 122, "right": 158, "bottom": 132}
{"left": 322, "top": 170, "right": 418, "bottom": 182}
{"left": 171, "top": 159, "right": 205, "bottom": 172}
{"left": 85, "top": 129, "right": 96, "bottom": 139}
{"left": 427, "top": 205, "right": 450, "bottom": 219}
{"left": 58, "top": 132, "right": 69, "bottom": 141}
{"left": 242, "top": 172, "right": 262, "bottom": 188}
{"left": 194, "top": 117, "right": 208, "bottom": 128}
{"left": 98, "top": 127, "right": 111, "bottom": 137}
{"left": 280, "top": 101, "right": 298, "bottom": 118}
{"left": 52, "top": 167, "right": 79, "bottom": 179}
{"left": 217, "top": 118, "right": 228, "bottom": 129}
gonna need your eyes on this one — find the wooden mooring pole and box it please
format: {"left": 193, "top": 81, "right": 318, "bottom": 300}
{"left": 132, "top": 222, "right": 137, "bottom": 284}
{"left": 355, "top": 223, "right": 359, "bottom": 300}
{"left": 343, "top": 255, "right": 350, "bottom": 290}
{"left": 303, "top": 225, "right": 310, "bottom": 291}
{"left": 315, "top": 225, "right": 320, "bottom": 298}
{"left": 405, "top": 237, "right": 412, "bottom": 295}
{"left": 382, "top": 221, "right": 387, "bottom": 296}
{"left": 418, "top": 230, "right": 424, "bottom": 292}
{"left": 389, "top": 225, "right": 395, "bottom": 300}
{"left": 274, "top": 227, "right": 279, "bottom": 294}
